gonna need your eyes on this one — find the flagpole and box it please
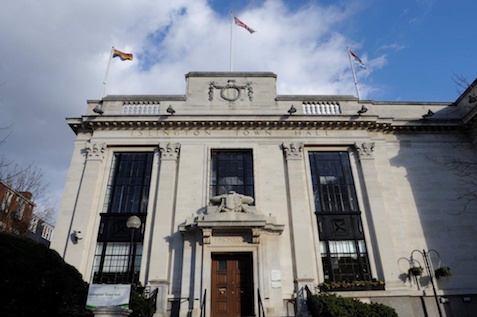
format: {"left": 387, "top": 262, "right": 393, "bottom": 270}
{"left": 229, "top": 12, "right": 234, "bottom": 72}
{"left": 100, "top": 46, "right": 114, "bottom": 99}
{"left": 347, "top": 49, "right": 361, "bottom": 100}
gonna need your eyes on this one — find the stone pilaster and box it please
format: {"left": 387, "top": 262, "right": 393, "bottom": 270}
{"left": 148, "top": 143, "right": 181, "bottom": 317}
{"left": 354, "top": 142, "right": 402, "bottom": 288}
{"left": 282, "top": 142, "right": 315, "bottom": 315}
{"left": 63, "top": 141, "right": 107, "bottom": 272}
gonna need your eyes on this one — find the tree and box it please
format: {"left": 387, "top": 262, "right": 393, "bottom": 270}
{"left": 0, "top": 125, "right": 56, "bottom": 223}
{"left": 436, "top": 75, "right": 477, "bottom": 212}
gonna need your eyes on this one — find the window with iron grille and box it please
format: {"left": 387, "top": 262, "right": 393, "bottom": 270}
{"left": 104, "top": 152, "right": 154, "bottom": 214}
{"left": 210, "top": 150, "right": 254, "bottom": 199}
{"left": 309, "top": 151, "right": 371, "bottom": 282}
{"left": 93, "top": 152, "right": 153, "bottom": 284}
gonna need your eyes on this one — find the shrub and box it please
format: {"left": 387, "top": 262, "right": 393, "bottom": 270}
{"left": 307, "top": 293, "right": 398, "bottom": 317}
{"left": 130, "top": 286, "right": 156, "bottom": 317}
{"left": 0, "top": 232, "right": 92, "bottom": 317}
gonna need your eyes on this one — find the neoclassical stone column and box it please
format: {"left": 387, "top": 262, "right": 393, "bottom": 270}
{"left": 354, "top": 142, "right": 401, "bottom": 288}
{"left": 282, "top": 142, "right": 314, "bottom": 316}
{"left": 63, "top": 141, "right": 107, "bottom": 272}
{"left": 148, "top": 142, "right": 181, "bottom": 317}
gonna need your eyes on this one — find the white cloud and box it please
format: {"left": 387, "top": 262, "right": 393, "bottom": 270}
{"left": 0, "top": 0, "right": 382, "bottom": 220}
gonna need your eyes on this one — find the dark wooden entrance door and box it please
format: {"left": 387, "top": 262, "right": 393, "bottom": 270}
{"left": 211, "top": 253, "right": 254, "bottom": 317}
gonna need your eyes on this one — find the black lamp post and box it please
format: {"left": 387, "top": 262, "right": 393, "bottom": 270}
{"left": 411, "top": 249, "right": 443, "bottom": 317}
{"left": 126, "top": 215, "right": 142, "bottom": 284}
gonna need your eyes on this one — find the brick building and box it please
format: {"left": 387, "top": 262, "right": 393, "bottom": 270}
{"left": 0, "top": 179, "right": 35, "bottom": 236}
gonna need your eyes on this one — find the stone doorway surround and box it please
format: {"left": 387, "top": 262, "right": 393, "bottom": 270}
{"left": 179, "top": 191, "right": 284, "bottom": 316}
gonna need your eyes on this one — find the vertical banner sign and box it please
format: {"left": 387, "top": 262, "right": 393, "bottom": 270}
{"left": 86, "top": 284, "right": 132, "bottom": 309}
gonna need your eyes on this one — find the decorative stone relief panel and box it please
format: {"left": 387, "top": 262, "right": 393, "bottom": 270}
{"left": 209, "top": 80, "right": 254, "bottom": 102}
{"left": 282, "top": 142, "right": 304, "bottom": 160}
{"left": 208, "top": 191, "right": 255, "bottom": 214}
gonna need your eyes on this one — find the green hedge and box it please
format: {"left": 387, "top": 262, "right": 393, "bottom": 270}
{"left": 307, "top": 293, "right": 398, "bottom": 317}
{"left": 0, "top": 232, "right": 92, "bottom": 317}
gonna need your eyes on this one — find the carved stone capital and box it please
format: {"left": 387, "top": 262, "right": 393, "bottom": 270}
{"left": 282, "top": 142, "right": 304, "bottom": 160}
{"left": 85, "top": 142, "right": 106, "bottom": 161}
{"left": 355, "top": 142, "right": 375, "bottom": 160}
{"left": 159, "top": 142, "right": 180, "bottom": 161}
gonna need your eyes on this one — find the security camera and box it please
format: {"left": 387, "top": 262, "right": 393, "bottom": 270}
{"left": 73, "top": 230, "right": 83, "bottom": 242}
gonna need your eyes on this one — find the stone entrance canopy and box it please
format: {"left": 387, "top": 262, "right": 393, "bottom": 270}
{"left": 179, "top": 191, "right": 284, "bottom": 244}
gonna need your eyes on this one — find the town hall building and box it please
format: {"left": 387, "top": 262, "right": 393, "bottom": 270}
{"left": 51, "top": 72, "right": 477, "bottom": 317}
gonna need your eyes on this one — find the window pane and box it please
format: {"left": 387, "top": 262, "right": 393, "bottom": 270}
{"left": 105, "top": 152, "right": 153, "bottom": 214}
{"left": 92, "top": 242, "right": 143, "bottom": 284}
{"left": 309, "top": 152, "right": 358, "bottom": 213}
{"left": 320, "top": 240, "right": 372, "bottom": 282}
{"left": 311, "top": 151, "right": 371, "bottom": 282}
{"left": 210, "top": 150, "right": 254, "bottom": 201}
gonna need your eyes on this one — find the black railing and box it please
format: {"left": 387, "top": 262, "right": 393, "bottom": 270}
{"left": 257, "top": 288, "right": 265, "bottom": 317}
{"left": 148, "top": 288, "right": 158, "bottom": 317}
{"left": 305, "top": 285, "right": 313, "bottom": 314}
{"left": 200, "top": 289, "right": 207, "bottom": 317}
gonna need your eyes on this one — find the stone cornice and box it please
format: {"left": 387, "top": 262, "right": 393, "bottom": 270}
{"left": 67, "top": 115, "right": 463, "bottom": 135}
{"left": 186, "top": 71, "right": 277, "bottom": 78}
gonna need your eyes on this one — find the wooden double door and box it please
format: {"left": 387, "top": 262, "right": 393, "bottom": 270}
{"left": 211, "top": 253, "right": 254, "bottom": 317}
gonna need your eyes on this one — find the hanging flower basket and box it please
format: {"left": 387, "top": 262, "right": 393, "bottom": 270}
{"left": 434, "top": 266, "right": 452, "bottom": 279}
{"left": 408, "top": 266, "right": 424, "bottom": 277}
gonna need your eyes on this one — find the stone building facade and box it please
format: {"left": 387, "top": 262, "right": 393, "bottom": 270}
{"left": 51, "top": 72, "right": 477, "bottom": 317}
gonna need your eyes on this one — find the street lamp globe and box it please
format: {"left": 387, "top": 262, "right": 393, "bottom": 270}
{"left": 126, "top": 215, "right": 141, "bottom": 229}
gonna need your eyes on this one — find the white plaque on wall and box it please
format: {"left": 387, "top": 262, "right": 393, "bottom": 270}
{"left": 271, "top": 270, "right": 281, "bottom": 281}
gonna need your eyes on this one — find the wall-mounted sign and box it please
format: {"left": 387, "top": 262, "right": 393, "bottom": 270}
{"left": 86, "top": 284, "right": 131, "bottom": 309}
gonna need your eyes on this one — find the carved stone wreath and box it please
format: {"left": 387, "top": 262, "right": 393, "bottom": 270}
{"left": 209, "top": 80, "right": 253, "bottom": 102}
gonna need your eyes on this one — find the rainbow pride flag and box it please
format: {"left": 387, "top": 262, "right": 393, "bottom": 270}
{"left": 112, "top": 48, "right": 133, "bottom": 61}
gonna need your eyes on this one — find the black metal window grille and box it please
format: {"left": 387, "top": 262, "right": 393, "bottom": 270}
{"left": 320, "top": 240, "right": 371, "bottom": 282}
{"left": 309, "top": 151, "right": 371, "bottom": 282}
{"left": 105, "top": 152, "right": 153, "bottom": 214}
{"left": 210, "top": 150, "right": 254, "bottom": 199}
{"left": 92, "top": 242, "right": 143, "bottom": 284}
{"left": 94, "top": 152, "right": 152, "bottom": 284}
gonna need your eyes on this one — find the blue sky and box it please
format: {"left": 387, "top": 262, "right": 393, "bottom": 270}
{"left": 0, "top": 0, "right": 476, "bottom": 220}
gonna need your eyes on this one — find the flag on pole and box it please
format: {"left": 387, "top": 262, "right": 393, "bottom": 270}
{"left": 234, "top": 16, "right": 256, "bottom": 34}
{"left": 348, "top": 50, "right": 365, "bottom": 69}
{"left": 112, "top": 48, "right": 133, "bottom": 61}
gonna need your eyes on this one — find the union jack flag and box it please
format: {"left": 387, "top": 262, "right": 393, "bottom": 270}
{"left": 234, "top": 16, "right": 256, "bottom": 34}
{"left": 349, "top": 50, "right": 366, "bottom": 69}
